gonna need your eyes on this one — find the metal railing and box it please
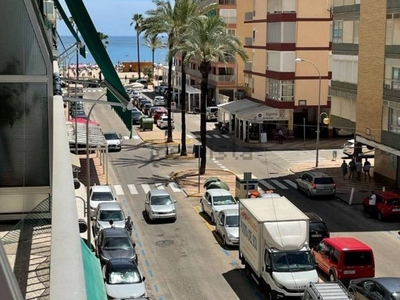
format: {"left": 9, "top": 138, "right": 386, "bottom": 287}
{"left": 186, "top": 68, "right": 201, "bottom": 77}
{"left": 220, "top": 16, "right": 236, "bottom": 24}
{"left": 219, "top": 0, "right": 236, "bottom": 4}
{"left": 209, "top": 74, "right": 235, "bottom": 82}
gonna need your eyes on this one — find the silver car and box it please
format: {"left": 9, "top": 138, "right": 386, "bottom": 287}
{"left": 295, "top": 171, "right": 336, "bottom": 199}
{"left": 92, "top": 202, "right": 126, "bottom": 237}
{"left": 215, "top": 208, "right": 239, "bottom": 246}
{"left": 145, "top": 189, "right": 177, "bottom": 222}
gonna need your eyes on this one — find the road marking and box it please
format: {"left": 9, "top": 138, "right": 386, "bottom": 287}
{"left": 114, "top": 185, "right": 124, "bottom": 195}
{"left": 222, "top": 134, "right": 230, "bottom": 138}
{"left": 206, "top": 134, "right": 212, "bottom": 138}
{"left": 169, "top": 182, "right": 181, "bottom": 193}
{"left": 258, "top": 187, "right": 265, "bottom": 193}
{"left": 186, "top": 134, "right": 194, "bottom": 138}
{"left": 123, "top": 136, "right": 130, "bottom": 140}
{"left": 271, "top": 179, "right": 288, "bottom": 189}
{"left": 194, "top": 206, "right": 214, "bottom": 231}
{"left": 155, "top": 183, "right": 165, "bottom": 190}
{"left": 194, "top": 134, "right": 201, "bottom": 138}
{"left": 259, "top": 180, "right": 275, "bottom": 190}
{"left": 132, "top": 135, "right": 140, "bottom": 140}
{"left": 211, "top": 158, "right": 216, "bottom": 161}
{"left": 283, "top": 179, "right": 297, "bottom": 189}
{"left": 141, "top": 184, "right": 151, "bottom": 194}
{"left": 213, "top": 134, "right": 221, "bottom": 138}
{"left": 127, "top": 184, "right": 138, "bottom": 195}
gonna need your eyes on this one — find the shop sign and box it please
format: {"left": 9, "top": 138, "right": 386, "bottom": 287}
{"left": 263, "top": 109, "right": 288, "bottom": 121}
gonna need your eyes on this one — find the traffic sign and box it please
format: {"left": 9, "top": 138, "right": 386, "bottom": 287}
{"left": 255, "top": 112, "right": 263, "bottom": 123}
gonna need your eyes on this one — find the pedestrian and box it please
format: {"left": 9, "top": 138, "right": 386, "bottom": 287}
{"left": 369, "top": 191, "right": 377, "bottom": 219}
{"left": 278, "top": 128, "right": 284, "bottom": 144}
{"left": 341, "top": 160, "right": 348, "bottom": 179}
{"left": 349, "top": 159, "right": 356, "bottom": 180}
{"left": 363, "top": 158, "right": 371, "bottom": 179}
{"left": 355, "top": 159, "right": 362, "bottom": 180}
{"left": 125, "top": 216, "right": 133, "bottom": 236}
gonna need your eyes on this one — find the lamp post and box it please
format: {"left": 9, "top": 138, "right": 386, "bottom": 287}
{"left": 295, "top": 58, "right": 322, "bottom": 168}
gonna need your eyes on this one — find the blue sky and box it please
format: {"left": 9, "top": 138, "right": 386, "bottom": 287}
{"left": 57, "top": 0, "right": 157, "bottom": 36}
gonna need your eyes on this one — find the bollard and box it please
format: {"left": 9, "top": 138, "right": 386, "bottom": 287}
{"left": 382, "top": 186, "right": 385, "bottom": 192}
{"left": 166, "top": 146, "right": 169, "bottom": 155}
{"left": 332, "top": 150, "right": 337, "bottom": 161}
{"left": 349, "top": 187, "right": 355, "bottom": 205}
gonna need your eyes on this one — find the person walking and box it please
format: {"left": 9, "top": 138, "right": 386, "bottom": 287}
{"left": 369, "top": 191, "right": 377, "bottom": 219}
{"left": 341, "top": 160, "right": 348, "bottom": 179}
{"left": 278, "top": 128, "right": 284, "bottom": 144}
{"left": 356, "top": 159, "right": 362, "bottom": 181}
{"left": 363, "top": 158, "right": 371, "bottom": 179}
{"left": 125, "top": 216, "right": 133, "bottom": 236}
{"left": 349, "top": 159, "right": 356, "bottom": 180}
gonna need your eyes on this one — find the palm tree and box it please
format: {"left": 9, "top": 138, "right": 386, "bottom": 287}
{"left": 130, "top": 13, "right": 144, "bottom": 79}
{"left": 175, "top": 15, "right": 248, "bottom": 174}
{"left": 143, "top": 34, "right": 164, "bottom": 85}
{"left": 98, "top": 32, "right": 109, "bottom": 48}
{"left": 144, "top": 0, "right": 217, "bottom": 148}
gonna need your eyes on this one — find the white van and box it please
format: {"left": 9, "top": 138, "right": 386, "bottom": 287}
{"left": 342, "top": 139, "right": 375, "bottom": 157}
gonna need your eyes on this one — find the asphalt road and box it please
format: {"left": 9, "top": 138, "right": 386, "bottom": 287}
{"left": 86, "top": 89, "right": 400, "bottom": 300}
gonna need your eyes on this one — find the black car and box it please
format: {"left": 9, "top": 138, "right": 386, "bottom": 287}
{"left": 139, "top": 99, "right": 151, "bottom": 111}
{"left": 95, "top": 227, "right": 137, "bottom": 265}
{"left": 132, "top": 110, "right": 144, "bottom": 125}
{"left": 349, "top": 277, "right": 400, "bottom": 300}
{"left": 304, "top": 212, "right": 330, "bottom": 248}
{"left": 142, "top": 103, "right": 153, "bottom": 115}
{"left": 70, "top": 109, "right": 88, "bottom": 120}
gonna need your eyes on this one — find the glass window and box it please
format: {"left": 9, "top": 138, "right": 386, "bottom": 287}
{"left": 225, "top": 215, "right": 239, "bottom": 227}
{"left": 150, "top": 195, "right": 173, "bottom": 205}
{"left": 333, "top": 20, "right": 343, "bottom": 43}
{"left": 99, "top": 210, "right": 124, "bottom": 221}
{"left": 343, "top": 251, "right": 372, "bottom": 266}
{"left": 212, "top": 195, "right": 236, "bottom": 205}
{"left": 389, "top": 107, "right": 400, "bottom": 133}
{"left": 353, "top": 20, "right": 360, "bottom": 44}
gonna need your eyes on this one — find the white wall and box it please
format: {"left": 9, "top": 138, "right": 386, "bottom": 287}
{"left": 331, "top": 54, "right": 358, "bottom": 84}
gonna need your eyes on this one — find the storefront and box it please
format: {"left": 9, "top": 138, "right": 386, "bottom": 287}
{"left": 218, "top": 99, "right": 260, "bottom": 133}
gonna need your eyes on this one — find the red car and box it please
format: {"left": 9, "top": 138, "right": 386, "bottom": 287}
{"left": 362, "top": 191, "right": 400, "bottom": 221}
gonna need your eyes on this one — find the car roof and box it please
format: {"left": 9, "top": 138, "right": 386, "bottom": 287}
{"left": 91, "top": 185, "right": 113, "bottom": 192}
{"left": 207, "top": 189, "right": 232, "bottom": 196}
{"left": 305, "top": 171, "right": 333, "bottom": 178}
{"left": 108, "top": 258, "right": 139, "bottom": 270}
{"left": 102, "top": 227, "right": 129, "bottom": 237}
{"left": 220, "top": 208, "right": 239, "bottom": 216}
{"left": 372, "top": 277, "right": 400, "bottom": 291}
{"left": 148, "top": 189, "right": 171, "bottom": 196}
{"left": 304, "top": 212, "right": 324, "bottom": 222}
{"left": 376, "top": 191, "right": 400, "bottom": 198}
{"left": 323, "top": 237, "right": 372, "bottom": 251}
{"left": 97, "top": 202, "right": 122, "bottom": 210}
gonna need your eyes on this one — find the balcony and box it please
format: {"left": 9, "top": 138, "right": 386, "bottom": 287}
{"left": 220, "top": 16, "right": 236, "bottom": 24}
{"left": 198, "top": 0, "right": 217, "bottom": 7}
{"left": 219, "top": 0, "right": 236, "bottom": 4}
{"left": 219, "top": 56, "right": 236, "bottom": 64}
{"left": 186, "top": 68, "right": 201, "bottom": 77}
{"left": 244, "top": 62, "right": 252, "bottom": 71}
{"left": 244, "top": 37, "right": 253, "bottom": 46}
{"left": 209, "top": 74, "right": 235, "bottom": 82}
{"left": 244, "top": 11, "right": 253, "bottom": 21}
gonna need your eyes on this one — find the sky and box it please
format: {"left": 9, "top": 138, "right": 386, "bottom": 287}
{"left": 57, "top": 0, "right": 158, "bottom": 36}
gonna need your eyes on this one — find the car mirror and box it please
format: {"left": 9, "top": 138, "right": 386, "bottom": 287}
{"left": 208, "top": 201, "right": 211, "bottom": 205}
{"left": 145, "top": 201, "right": 149, "bottom": 204}
{"left": 219, "top": 222, "right": 223, "bottom": 226}
{"left": 174, "top": 200, "right": 177, "bottom": 203}
{"left": 142, "top": 276, "right": 146, "bottom": 282}
{"left": 132, "top": 243, "right": 136, "bottom": 247}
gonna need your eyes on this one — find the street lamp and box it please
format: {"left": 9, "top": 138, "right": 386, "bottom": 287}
{"left": 295, "top": 57, "right": 322, "bottom": 167}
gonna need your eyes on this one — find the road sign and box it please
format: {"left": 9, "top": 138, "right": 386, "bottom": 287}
{"left": 255, "top": 112, "right": 263, "bottom": 123}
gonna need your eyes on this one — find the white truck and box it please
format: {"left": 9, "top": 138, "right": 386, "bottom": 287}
{"left": 239, "top": 197, "right": 318, "bottom": 299}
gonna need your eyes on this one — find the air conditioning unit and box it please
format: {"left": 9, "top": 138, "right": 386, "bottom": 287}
{"left": 44, "top": 0, "right": 56, "bottom": 24}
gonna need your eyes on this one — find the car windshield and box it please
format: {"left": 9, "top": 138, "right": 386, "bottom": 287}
{"left": 225, "top": 215, "right": 239, "bottom": 227}
{"left": 104, "top": 133, "right": 119, "bottom": 140}
{"left": 104, "top": 237, "right": 131, "bottom": 250}
{"left": 99, "top": 210, "right": 123, "bottom": 221}
{"left": 213, "top": 195, "right": 236, "bottom": 206}
{"left": 343, "top": 251, "right": 371, "bottom": 266}
{"left": 310, "top": 222, "right": 327, "bottom": 231}
{"left": 108, "top": 269, "right": 142, "bottom": 284}
{"left": 151, "top": 195, "right": 173, "bottom": 205}
{"left": 91, "top": 191, "right": 114, "bottom": 201}
{"left": 314, "top": 177, "right": 334, "bottom": 184}
{"left": 387, "top": 198, "right": 400, "bottom": 205}
{"left": 271, "top": 251, "right": 314, "bottom": 272}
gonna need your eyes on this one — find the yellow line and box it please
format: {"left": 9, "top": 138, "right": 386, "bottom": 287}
{"left": 193, "top": 206, "right": 215, "bottom": 231}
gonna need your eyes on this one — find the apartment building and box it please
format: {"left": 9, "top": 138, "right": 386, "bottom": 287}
{"left": 331, "top": 0, "right": 400, "bottom": 186}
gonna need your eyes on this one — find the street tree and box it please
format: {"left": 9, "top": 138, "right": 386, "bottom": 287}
{"left": 143, "top": 34, "right": 165, "bottom": 85}
{"left": 98, "top": 32, "right": 109, "bottom": 48}
{"left": 176, "top": 15, "right": 248, "bottom": 174}
{"left": 130, "top": 13, "right": 144, "bottom": 79}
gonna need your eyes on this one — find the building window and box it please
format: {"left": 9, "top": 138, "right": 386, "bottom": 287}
{"left": 252, "top": 29, "right": 256, "bottom": 41}
{"left": 333, "top": 20, "right": 343, "bottom": 43}
{"left": 389, "top": 107, "right": 400, "bottom": 133}
{"left": 386, "top": 13, "right": 400, "bottom": 45}
{"left": 266, "top": 79, "right": 294, "bottom": 101}
{"left": 267, "top": 0, "right": 296, "bottom": 14}
{"left": 226, "top": 29, "right": 236, "bottom": 36}
{"left": 392, "top": 67, "right": 400, "bottom": 90}
{"left": 353, "top": 20, "right": 359, "bottom": 44}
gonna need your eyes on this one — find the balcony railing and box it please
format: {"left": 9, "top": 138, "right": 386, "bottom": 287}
{"left": 219, "top": 56, "right": 236, "bottom": 64}
{"left": 244, "top": 62, "right": 252, "bottom": 71}
{"left": 198, "top": 0, "right": 217, "bottom": 7}
{"left": 384, "top": 79, "right": 400, "bottom": 90}
{"left": 244, "top": 12, "right": 253, "bottom": 21}
{"left": 186, "top": 68, "right": 201, "bottom": 77}
{"left": 219, "top": 0, "right": 236, "bottom": 4}
{"left": 220, "top": 16, "right": 236, "bottom": 24}
{"left": 209, "top": 74, "right": 235, "bottom": 82}
{"left": 244, "top": 37, "right": 253, "bottom": 46}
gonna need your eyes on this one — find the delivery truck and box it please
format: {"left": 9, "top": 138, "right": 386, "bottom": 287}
{"left": 239, "top": 197, "right": 318, "bottom": 299}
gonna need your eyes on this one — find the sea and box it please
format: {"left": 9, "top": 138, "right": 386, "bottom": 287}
{"left": 58, "top": 35, "right": 168, "bottom": 66}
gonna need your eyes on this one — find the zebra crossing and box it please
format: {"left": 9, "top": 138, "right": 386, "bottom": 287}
{"left": 84, "top": 88, "right": 104, "bottom": 93}
{"left": 112, "top": 182, "right": 182, "bottom": 196}
{"left": 186, "top": 133, "right": 230, "bottom": 139}
{"left": 258, "top": 178, "right": 298, "bottom": 191}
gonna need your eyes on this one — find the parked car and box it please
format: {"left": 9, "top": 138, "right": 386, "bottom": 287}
{"left": 133, "top": 95, "right": 144, "bottom": 106}
{"left": 95, "top": 227, "right": 137, "bottom": 265}
{"left": 103, "top": 259, "right": 147, "bottom": 299}
{"left": 135, "top": 79, "right": 148, "bottom": 89}
{"left": 153, "top": 96, "right": 166, "bottom": 106}
{"left": 70, "top": 109, "right": 88, "bottom": 120}
{"left": 157, "top": 115, "right": 175, "bottom": 129}
{"left": 206, "top": 106, "right": 218, "bottom": 121}
{"left": 200, "top": 189, "right": 238, "bottom": 224}
{"left": 312, "top": 237, "right": 375, "bottom": 282}
{"left": 348, "top": 277, "right": 400, "bottom": 300}
{"left": 132, "top": 110, "right": 144, "bottom": 125}
{"left": 152, "top": 108, "right": 168, "bottom": 123}
{"left": 145, "top": 189, "right": 177, "bottom": 222}
{"left": 92, "top": 202, "right": 126, "bottom": 237}
{"left": 89, "top": 185, "right": 118, "bottom": 216}
{"left": 362, "top": 191, "right": 400, "bottom": 221}
{"left": 69, "top": 101, "right": 84, "bottom": 113}
{"left": 139, "top": 99, "right": 152, "bottom": 111}
{"left": 215, "top": 208, "right": 239, "bottom": 246}
{"left": 304, "top": 212, "right": 330, "bottom": 248}
{"left": 148, "top": 106, "right": 161, "bottom": 117}
{"left": 343, "top": 139, "right": 375, "bottom": 157}
{"left": 142, "top": 103, "right": 153, "bottom": 115}
{"left": 104, "top": 132, "right": 122, "bottom": 152}
{"left": 296, "top": 171, "right": 336, "bottom": 199}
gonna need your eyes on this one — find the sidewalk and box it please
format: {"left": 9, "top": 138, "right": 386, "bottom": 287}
{"left": 135, "top": 126, "right": 193, "bottom": 146}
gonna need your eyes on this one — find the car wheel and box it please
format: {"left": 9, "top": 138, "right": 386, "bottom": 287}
{"left": 267, "top": 290, "right": 278, "bottom": 300}
{"left": 329, "top": 270, "right": 336, "bottom": 282}
{"left": 245, "top": 263, "right": 252, "bottom": 279}
{"left": 377, "top": 211, "right": 384, "bottom": 221}
{"left": 222, "top": 235, "right": 227, "bottom": 247}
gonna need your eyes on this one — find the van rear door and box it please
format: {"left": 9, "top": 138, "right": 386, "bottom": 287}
{"left": 340, "top": 250, "right": 374, "bottom": 279}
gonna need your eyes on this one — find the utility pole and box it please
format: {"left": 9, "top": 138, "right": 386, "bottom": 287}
{"left": 75, "top": 24, "right": 79, "bottom": 156}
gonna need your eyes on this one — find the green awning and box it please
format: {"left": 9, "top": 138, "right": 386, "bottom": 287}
{"left": 80, "top": 239, "right": 107, "bottom": 300}
{"left": 53, "top": 0, "right": 86, "bottom": 58}
{"left": 60, "top": 0, "right": 132, "bottom": 134}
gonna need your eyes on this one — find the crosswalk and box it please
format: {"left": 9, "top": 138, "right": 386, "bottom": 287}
{"left": 111, "top": 182, "right": 182, "bottom": 196}
{"left": 258, "top": 178, "right": 298, "bottom": 191}
{"left": 186, "top": 134, "right": 230, "bottom": 139}
{"left": 85, "top": 89, "right": 104, "bottom": 93}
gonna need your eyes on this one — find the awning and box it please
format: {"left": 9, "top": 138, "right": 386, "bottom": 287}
{"left": 218, "top": 99, "right": 259, "bottom": 115}
{"left": 61, "top": 0, "right": 132, "bottom": 134}
{"left": 236, "top": 105, "right": 290, "bottom": 122}
{"left": 174, "top": 85, "right": 201, "bottom": 94}
{"left": 66, "top": 122, "right": 107, "bottom": 148}
{"left": 70, "top": 153, "right": 81, "bottom": 169}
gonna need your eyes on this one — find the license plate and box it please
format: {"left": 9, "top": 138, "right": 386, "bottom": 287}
{"left": 392, "top": 208, "right": 400, "bottom": 212}
{"left": 311, "top": 234, "right": 322, "bottom": 237}
{"left": 343, "top": 270, "right": 356, "bottom": 274}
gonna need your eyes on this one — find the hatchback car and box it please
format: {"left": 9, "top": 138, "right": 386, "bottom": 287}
{"left": 148, "top": 106, "right": 162, "bottom": 117}
{"left": 348, "top": 277, "right": 400, "bottom": 300}
{"left": 92, "top": 202, "right": 126, "bottom": 237}
{"left": 145, "top": 189, "right": 177, "bottom": 222}
{"left": 103, "top": 259, "right": 147, "bottom": 299}
{"left": 157, "top": 115, "right": 175, "bottom": 129}
{"left": 296, "top": 171, "right": 336, "bottom": 199}
{"left": 304, "top": 212, "right": 330, "bottom": 248}
{"left": 70, "top": 109, "right": 88, "bottom": 120}
{"left": 152, "top": 108, "right": 168, "bottom": 123}
{"left": 206, "top": 106, "right": 218, "bottom": 121}
{"left": 362, "top": 191, "right": 400, "bottom": 221}
{"left": 132, "top": 110, "right": 144, "bottom": 125}
{"left": 153, "top": 96, "right": 166, "bottom": 106}
{"left": 95, "top": 228, "right": 137, "bottom": 265}
{"left": 104, "top": 132, "right": 122, "bottom": 152}
{"left": 139, "top": 99, "right": 152, "bottom": 111}
{"left": 89, "top": 185, "right": 117, "bottom": 216}
{"left": 142, "top": 103, "right": 153, "bottom": 115}
{"left": 215, "top": 208, "right": 239, "bottom": 246}
{"left": 201, "top": 189, "right": 238, "bottom": 224}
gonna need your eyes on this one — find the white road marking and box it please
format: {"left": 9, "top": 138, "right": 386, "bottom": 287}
{"left": 258, "top": 187, "right": 265, "bottom": 193}
{"left": 222, "top": 135, "right": 230, "bottom": 138}
{"left": 211, "top": 158, "right": 217, "bottom": 161}
{"left": 186, "top": 134, "right": 194, "bottom": 138}
{"left": 283, "top": 179, "right": 297, "bottom": 189}
{"left": 132, "top": 135, "right": 140, "bottom": 140}
{"left": 206, "top": 134, "right": 212, "bottom": 138}
{"left": 169, "top": 182, "right": 182, "bottom": 193}
{"left": 213, "top": 134, "right": 221, "bottom": 138}
{"left": 114, "top": 185, "right": 124, "bottom": 195}
{"left": 127, "top": 184, "right": 138, "bottom": 195}
{"left": 155, "top": 183, "right": 165, "bottom": 190}
{"left": 123, "top": 136, "right": 129, "bottom": 140}
{"left": 271, "top": 179, "right": 288, "bottom": 189}
{"left": 259, "top": 180, "right": 275, "bottom": 190}
{"left": 141, "top": 184, "right": 151, "bottom": 194}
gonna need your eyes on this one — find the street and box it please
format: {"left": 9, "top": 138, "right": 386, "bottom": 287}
{"left": 87, "top": 89, "right": 400, "bottom": 300}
